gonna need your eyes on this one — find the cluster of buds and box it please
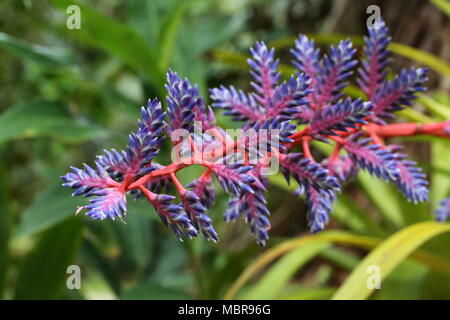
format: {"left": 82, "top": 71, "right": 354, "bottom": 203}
{"left": 62, "top": 19, "right": 450, "bottom": 246}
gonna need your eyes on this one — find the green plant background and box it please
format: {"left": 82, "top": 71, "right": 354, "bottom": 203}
{"left": 1, "top": 0, "right": 450, "bottom": 300}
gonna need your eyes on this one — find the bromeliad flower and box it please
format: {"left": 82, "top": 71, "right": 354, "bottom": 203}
{"left": 63, "top": 18, "right": 450, "bottom": 246}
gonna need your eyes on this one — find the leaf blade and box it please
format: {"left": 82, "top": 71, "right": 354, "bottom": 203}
{"left": 332, "top": 222, "right": 450, "bottom": 300}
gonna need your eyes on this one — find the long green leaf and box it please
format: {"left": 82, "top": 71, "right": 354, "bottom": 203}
{"left": 332, "top": 222, "right": 450, "bottom": 300}
{"left": 274, "top": 287, "right": 335, "bottom": 300}
{"left": 243, "top": 242, "right": 330, "bottom": 299}
{"left": 431, "top": 140, "right": 450, "bottom": 207}
{"left": 51, "top": 0, "right": 165, "bottom": 93}
{"left": 374, "top": 260, "right": 429, "bottom": 300}
{"left": 0, "top": 100, "right": 105, "bottom": 144}
{"left": 418, "top": 94, "right": 450, "bottom": 120}
{"left": 13, "top": 183, "right": 83, "bottom": 240}
{"left": 224, "top": 229, "right": 450, "bottom": 299}
{"left": 357, "top": 170, "right": 404, "bottom": 229}
{"left": 0, "top": 32, "right": 75, "bottom": 67}
{"left": 158, "top": 0, "right": 190, "bottom": 70}
{"left": 430, "top": 0, "right": 450, "bottom": 18}
{"left": 121, "top": 282, "right": 191, "bottom": 300}
{"left": 0, "top": 164, "right": 11, "bottom": 297}
{"left": 128, "top": 0, "right": 160, "bottom": 45}
{"left": 112, "top": 212, "right": 154, "bottom": 273}
{"left": 14, "top": 218, "right": 83, "bottom": 299}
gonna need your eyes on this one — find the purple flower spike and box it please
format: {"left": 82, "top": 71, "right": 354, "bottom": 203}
{"left": 82, "top": 188, "right": 127, "bottom": 221}
{"left": 306, "top": 187, "right": 335, "bottom": 233}
{"left": 323, "top": 156, "right": 358, "bottom": 183}
{"left": 186, "top": 176, "right": 216, "bottom": 209}
{"left": 280, "top": 154, "right": 341, "bottom": 193}
{"left": 247, "top": 116, "right": 296, "bottom": 153}
{"left": 317, "top": 39, "right": 357, "bottom": 107}
{"left": 371, "top": 67, "right": 428, "bottom": 123}
{"left": 61, "top": 163, "right": 117, "bottom": 197}
{"left": 344, "top": 136, "right": 399, "bottom": 182}
{"left": 165, "top": 70, "right": 199, "bottom": 136}
{"left": 96, "top": 149, "right": 129, "bottom": 180}
{"left": 265, "top": 74, "right": 312, "bottom": 121}
{"left": 248, "top": 42, "right": 280, "bottom": 104}
{"left": 211, "top": 164, "right": 255, "bottom": 196}
{"left": 388, "top": 148, "right": 429, "bottom": 203}
{"left": 125, "top": 98, "right": 166, "bottom": 176}
{"left": 182, "top": 190, "right": 218, "bottom": 242}
{"left": 358, "top": 18, "right": 391, "bottom": 98}
{"left": 309, "top": 98, "right": 373, "bottom": 141}
{"left": 150, "top": 193, "right": 199, "bottom": 241}
{"left": 291, "top": 34, "right": 321, "bottom": 105}
{"left": 224, "top": 176, "right": 270, "bottom": 246}
{"left": 210, "top": 85, "right": 262, "bottom": 122}
{"left": 435, "top": 197, "right": 450, "bottom": 222}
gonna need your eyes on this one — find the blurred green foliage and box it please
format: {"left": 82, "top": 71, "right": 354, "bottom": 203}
{"left": 1, "top": 0, "right": 450, "bottom": 300}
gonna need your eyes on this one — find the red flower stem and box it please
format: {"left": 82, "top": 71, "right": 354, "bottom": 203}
{"left": 126, "top": 120, "right": 450, "bottom": 192}
{"left": 170, "top": 172, "right": 187, "bottom": 196}
{"left": 367, "top": 122, "right": 448, "bottom": 138}
{"left": 138, "top": 185, "right": 156, "bottom": 202}
{"left": 330, "top": 143, "right": 342, "bottom": 162}
{"left": 302, "top": 137, "right": 313, "bottom": 159}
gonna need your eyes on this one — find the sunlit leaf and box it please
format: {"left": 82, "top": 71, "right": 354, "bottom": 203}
{"left": 243, "top": 242, "right": 330, "bottom": 299}
{"left": 333, "top": 222, "right": 450, "bottom": 300}
{"left": 225, "top": 229, "right": 450, "bottom": 299}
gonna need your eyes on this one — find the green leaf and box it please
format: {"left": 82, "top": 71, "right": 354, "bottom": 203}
{"left": 320, "top": 247, "right": 360, "bottom": 271}
{"left": 274, "top": 287, "right": 335, "bottom": 300}
{"left": 128, "top": 0, "right": 160, "bottom": 46}
{"left": 0, "top": 100, "right": 105, "bottom": 144}
{"left": 430, "top": 0, "right": 450, "bottom": 17}
{"left": 112, "top": 212, "right": 154, "bottom": 272}
{"left": 431, "top": 140, "right": 450, "bottom": 207}
{"left": 333, "top": 193, "right": 387, "bottom": 237}
{"left": 14, "top": 218, "right": 83, "bottom": 299}
{"left": 357, "top": 170, "right": 404, "bottom": 229}
{"left": 81, "top": 239, "right": 121, "bottom": 296}
{"left": 0, "top": 32, "right": 75, "bottom": 67}
{"left": 418, "top": 94, "right": 450, "bottom": 120}
{"left": 158, "top": 0, "right": 190, "bottom": 71}
{"left": 14, "top": 183, "right": 83, "bottom": 240}
{"left": 225, "top": 230, "right": 450, "bottom": 299}
{"left": 332, "top": 221, "right": 450, "bottom": 300}
{"left": 51, "top": 0, "right": 165, "bottom": 93}
{"left": 121, "top": 282, "right": 190, "bottom": 300}
{"left": 0, "top": 165, "right": 11, "bottom": 297}
{"left": 242, "top": 242, "right": 330, "bottom": 299}
{"left": 389, "top": 42, "right": 450, "bottom": 79}
{"left": 373, "top": 260, "right": 429, "bottom": 300}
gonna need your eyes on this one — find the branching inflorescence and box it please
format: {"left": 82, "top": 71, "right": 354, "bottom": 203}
{"left": 62, "top": 19, "right": 450, "bottom": 246}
